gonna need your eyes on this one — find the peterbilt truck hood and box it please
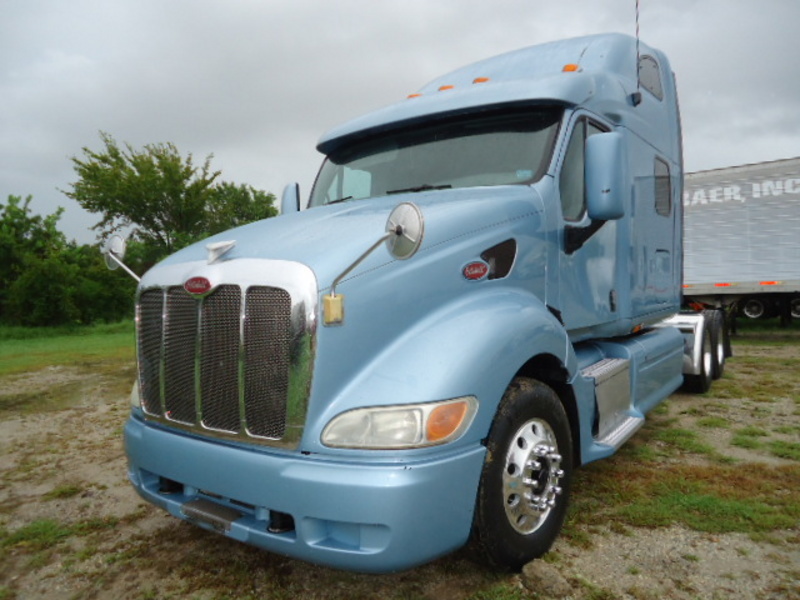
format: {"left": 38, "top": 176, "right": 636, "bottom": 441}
{"left": 146, "top": 185, "right": 542, "bottom": 290}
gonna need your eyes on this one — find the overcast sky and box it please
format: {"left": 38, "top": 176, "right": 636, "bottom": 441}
{"left": 2, "top": 0, "right": 798, "bottom": 244}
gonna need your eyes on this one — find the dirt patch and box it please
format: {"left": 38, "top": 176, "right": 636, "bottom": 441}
{"left": 1, "top": 334, "right": 798, "bottom": 600}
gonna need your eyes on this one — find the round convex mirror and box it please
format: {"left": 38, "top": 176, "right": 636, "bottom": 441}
{"left": 385, "top": 202, "right": 424, "bottom": 260}
{"left": 103, "top": 234, "right": 127, "bottom": 270}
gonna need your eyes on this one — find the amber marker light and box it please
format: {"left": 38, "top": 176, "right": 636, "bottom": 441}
{"left": 426, "top": 400, "right": 470, "bottom": 443}
{"left": 438, "top": 84, "right": 455, "bottom": 91}
{"left": 473, "top": 77, "right": 490, "bottom": 84}
{"left": 562, "top": 64, "right": 580, "bottom": 72}
{"left": 407, "top": 93, "right": 422, "bottom": 99}
{"left": 760, "top": 281, "right": 780, "bottom": 286}
{"left": 714, "top": 283, "right": 732, "bottom": 287}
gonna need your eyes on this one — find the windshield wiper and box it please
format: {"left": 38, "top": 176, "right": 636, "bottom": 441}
{"left": 386, "top": 184, "right": 452, "bottom": 195}
{"left": 327, "top": 196, "right": 353, "bottom": 205}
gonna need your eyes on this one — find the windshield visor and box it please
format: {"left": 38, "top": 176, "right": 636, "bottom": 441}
{"left": 310, "top": 106, "right": 563, "bottom": 207}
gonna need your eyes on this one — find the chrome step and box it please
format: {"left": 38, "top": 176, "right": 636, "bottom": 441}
{"left": 595, "top": 415, "right": 644, "bottom": 450}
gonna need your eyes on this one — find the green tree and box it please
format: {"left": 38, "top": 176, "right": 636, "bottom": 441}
{"left": 63, "top": 133, "right": 278, "bottom": 263}
{"left": 0, "top": 195, "right": 135, "bottom": 326}
{"left": 206, "top": 181, "right": 278, "bottom": 234}
{"left": 0, "top": 195, "right": 66, "bottom": 320}
{"left": 64, "top": 132, "right": 220, "bottom": 254}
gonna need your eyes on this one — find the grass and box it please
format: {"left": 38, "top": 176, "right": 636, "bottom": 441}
{"left": 654, "top": 427, "right": 716, "bottom": 456}
{"left": 0, "top": 519, "right": 73, "bottom": 553}
{"left": 770, "top": 440, "right": 800, "bottom": 461}
{"left": 0, "top": 321, "right": 136, "bottom": 417}
{"left": 42, "top": 483, "right": 84, "bottom": 501}
{"left": 569, "top": 462, "right": 800, "bottom": 535}
{"left": 696, "top": 416, "right": 730, "bottom": 429}
{"left": 0, "top": 321, "right": 135, "bottom": 376}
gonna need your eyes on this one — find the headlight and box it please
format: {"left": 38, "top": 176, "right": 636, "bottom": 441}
{"left": 321, "top": 396, "right": 478, "bottom": 449}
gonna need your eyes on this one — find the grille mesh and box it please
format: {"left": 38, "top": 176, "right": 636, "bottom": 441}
{"left": 199, "top": 286, "right": 241, "bottom": 432}
{"left": 164, "top": 288, "right": 198, "bottom": 424}
{"left": 244, "top": 287, "right": 292, "bottom": 437}
{"left": 137, "top": 284, "right": 293, "bottom": 440}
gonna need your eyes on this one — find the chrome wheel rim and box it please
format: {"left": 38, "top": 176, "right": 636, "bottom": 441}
{"left": 502, "top": 418, "right": 564, "bottom": 534}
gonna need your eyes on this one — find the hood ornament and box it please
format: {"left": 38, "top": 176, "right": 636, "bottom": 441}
{"left": 207, "top": 240, "right": 236, "bottom": 264}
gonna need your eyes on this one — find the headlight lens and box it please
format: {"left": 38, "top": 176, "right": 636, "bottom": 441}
{"left": 321, "top": 396, "right": 478, "bottom": 449}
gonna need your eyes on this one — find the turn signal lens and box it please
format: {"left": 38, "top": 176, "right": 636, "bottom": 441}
{"left": 427, "top": 401, "right": 470, "bottom": 442}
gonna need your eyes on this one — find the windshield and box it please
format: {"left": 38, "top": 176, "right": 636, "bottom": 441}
{"left": 309, "top": 106, "right": 563, "bottom": 207}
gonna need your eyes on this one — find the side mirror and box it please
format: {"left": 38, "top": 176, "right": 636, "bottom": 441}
{"left": 103, "top": 234, "right": 127, "bottom": 270}
{"left": 385, "top": 202, "right": 424, "bottom": 260}
{"left": 281, "top": 182, "right": 300, "bottom": 214}
{"left": 102, "top": 234, "right": 140, "bottom": 282}
{"left": 585, "top": 132, "right": 625, "bottom": 221}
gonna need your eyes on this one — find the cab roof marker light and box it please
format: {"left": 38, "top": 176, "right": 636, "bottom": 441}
{"left": 438, "top": 85, "right": 455, "bottom": 91}
{"left": 407, "top": 93, "right": 422, "bottom": 99}
{"left": 562, "top": 63, "right": 581, "bottom": 72}
{"left": 472, "top": 77, "right": 490, "bottom": 84}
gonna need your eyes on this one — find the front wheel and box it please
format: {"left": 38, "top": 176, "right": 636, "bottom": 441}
{"left": 473, "top": 378, "right": 573, "bottom": 570}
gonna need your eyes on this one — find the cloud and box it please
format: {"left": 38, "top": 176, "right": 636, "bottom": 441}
{"left": 2, "top": 0, "right": 798, "bottom": 243}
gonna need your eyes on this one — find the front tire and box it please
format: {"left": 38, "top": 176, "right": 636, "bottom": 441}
{"left": 473, "top": 378, "right": 573, "bottom": 570}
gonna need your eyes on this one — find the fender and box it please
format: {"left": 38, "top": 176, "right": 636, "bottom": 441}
{"left": 301, "top": 286, "right": 576, "bottom": 455}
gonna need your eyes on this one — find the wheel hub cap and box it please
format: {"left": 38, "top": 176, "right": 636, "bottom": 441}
{"left": 502, "top": 419, "right": 564, "bottom": 534}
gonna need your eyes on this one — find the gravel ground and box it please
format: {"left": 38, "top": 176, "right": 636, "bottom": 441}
{"left": 1, "top": 335, "right": 798, "bottom": 600}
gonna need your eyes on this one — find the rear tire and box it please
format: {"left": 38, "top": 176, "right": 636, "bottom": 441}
{"left": 473, "top": 378, "right": 573, "bottom": 571}
{"left": 683, "top": 325, "right": 712, "bottom": 394}
{"left": 705, "top": 310, "right": 726, "bottom": 380}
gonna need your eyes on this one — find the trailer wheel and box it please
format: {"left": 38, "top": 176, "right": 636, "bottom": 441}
{"left": 473, "top": 378, "right": 572, "bottom": 571}
{"left": 742, "top": 298, "right": 766, "bottom": 320}
{"left": 684, "top": 326, "right": 713, "bottom": 394}
{"left": 791, "top": 297, "right": 800, "bottom": 320}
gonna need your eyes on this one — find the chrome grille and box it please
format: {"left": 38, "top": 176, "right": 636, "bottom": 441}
{"left": 137, "top": 284, "right": 294, "bottom": 441}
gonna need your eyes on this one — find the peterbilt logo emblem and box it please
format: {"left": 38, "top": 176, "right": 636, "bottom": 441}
{"left": 184, "top": 276, "right": 212, "bottom": 295}
{"left": 463, "top": 261, "right": 489, "bottom": 281}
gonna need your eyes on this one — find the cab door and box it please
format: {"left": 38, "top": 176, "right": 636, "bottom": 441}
{"left": 555, "top": 114, "right": 620, "bottom": 335}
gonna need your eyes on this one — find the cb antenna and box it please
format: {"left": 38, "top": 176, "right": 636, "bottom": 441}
{"left": 632, "top": 0, "right": 643, "bottom": 106}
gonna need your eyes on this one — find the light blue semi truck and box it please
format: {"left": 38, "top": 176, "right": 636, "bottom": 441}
{"left": 108, "top": 34, "right": 725, "bottom": 572}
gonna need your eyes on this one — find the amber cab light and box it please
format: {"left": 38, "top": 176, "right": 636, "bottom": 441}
{"left": 427, "top": 401, "right": 470, "bottom": 443}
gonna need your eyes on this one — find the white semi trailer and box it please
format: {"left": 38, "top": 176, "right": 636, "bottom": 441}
{"left": 683, "top": 157, "right": 800, "bottom": 325}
